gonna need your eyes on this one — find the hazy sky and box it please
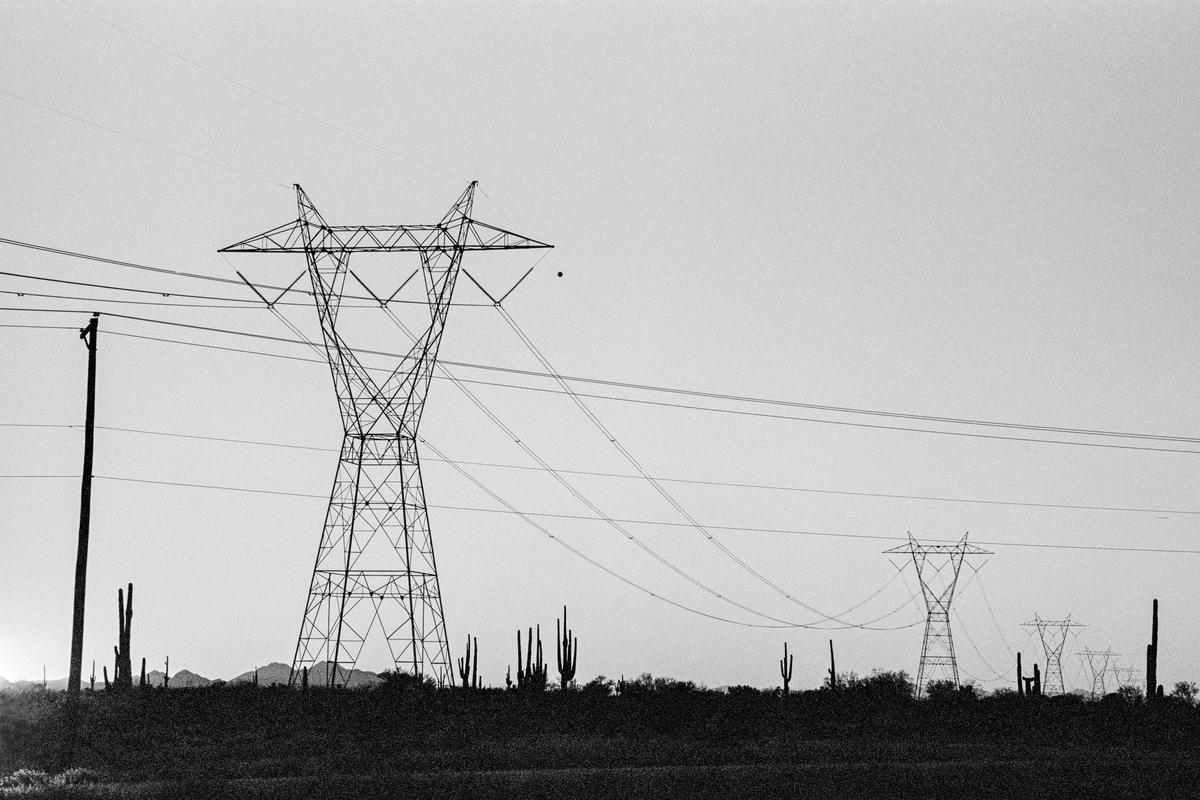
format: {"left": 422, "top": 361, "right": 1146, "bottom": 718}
{"left": 2, "top": 1, "right": 1198, "bottom": 691}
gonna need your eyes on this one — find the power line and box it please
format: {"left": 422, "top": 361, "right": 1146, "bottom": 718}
{"left": 0, "top": 238, "right": 253, "bottom": 288}
{"left": 972, "top": 569, "right": 1017, "bottom": 659}
{"left": 8, "top": 306, "right": 1198, "bottom": 455}
{"left": 0, "top": 89, "right": 287, "bottom": 189}
{"left": 951, "top": 606, "right": 1009, "bottom": 683}
{"left": 0, "top": 269, "right": 489, "bottom": 308}
{"left": 497, "top": 303, "right": 886, "bottom": 627}
{"left": 0, "top": 268, "right": 265, "bottom": 302}
{"left": 7, "top": 473, "right": 1178, "bottom": 556}
{"left": 230, "top": 252, "right": 918, "bottom": 636}
{"left": 415, "top": 437, "right": 923, "bottom": 632}
{"left": 0, "top": 289, "right": 273, "bottom": 310}
{"left": 40, "top": 6, "right": 1195, "bottom": 450}
{"left": 0, "top": 238, "right": 482, "bottom": 306}
{"left": 4, "top": 294, "right": 1196, "bottom": 450}
{"left": 80, "top": 472, "right": 921, "bottom": 631}
{"left": 0, "top": 323, "right": 79, "bottom": 330}
{"left": 58, "top": 0, "right": 466, "bottom": 184}
{"left": 108, "top": 327, "right": 1200, "bottom": 455}
{"left": 313, "top": 297, "right": 861, "bottom": 631}
{"left": 0, "top": 474, "right": 77, "bottom": 478}
{"left": 370, "top": 286, "right": 917, "bottom": 629}
{"left": 9, "top": 420, "right": 1199, "bottom": 517}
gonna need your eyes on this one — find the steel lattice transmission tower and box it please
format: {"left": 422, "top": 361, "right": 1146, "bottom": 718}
{"left": 1111, "top": 664, "right": 1140, "bottom": 688}
{"left": 883, "top": 533, "right": 991, "bottom": 696}
{"left": 1079, "top": 648, "right": 1120, "bottom": 698}
{"left": 1021, "top": 614, "right": 1084, "bottom": 695}
{"left": 221, "top": 183, "right": 551, "bottom": 686}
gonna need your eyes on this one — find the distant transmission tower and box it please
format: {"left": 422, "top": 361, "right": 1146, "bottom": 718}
{"left": 883, "top": 533, "right": 991, "bottom": 696}
{"left": 221, "top": 183, "right": 551, "bottom": 686}
{"left": 1079, "top": 648, "right": 1119, "bottom": 698}
{"left": 1111, "top": 664, "right": 1140, "bottom": 688}
{"left": 1021, "top": 615, "right": 1085, "bottom": 695}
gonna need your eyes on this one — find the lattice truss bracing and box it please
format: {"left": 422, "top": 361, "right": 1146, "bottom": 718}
{"left": 1111, "top": 665, "right": 1140, "bottom": 688}
{"left": 884, "top": 533, "right": 991, "bottom": 696}
{"left": 1021, "top": 615, "right": 1084, "bottom": 695}
{"left": 1079, "top": 648, "right": 1120, "bottom": 698}
{"left": 221, "top": 183, "right": 551, "bottom": 686}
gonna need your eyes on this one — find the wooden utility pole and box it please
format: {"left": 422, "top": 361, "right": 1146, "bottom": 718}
{"left": 67, "top": 313, "right": 99, "bottom": 699}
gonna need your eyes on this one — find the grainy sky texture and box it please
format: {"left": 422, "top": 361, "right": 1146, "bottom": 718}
{"left": 1, "top": 1, "right": 1198, "bottom": 691}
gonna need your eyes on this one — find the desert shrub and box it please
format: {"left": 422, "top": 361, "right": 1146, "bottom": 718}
{"left": 619, "top": 674, "right": 702, "bottom": 697}
{"left": 841, "top": 670, "right": 914, "bottom": 703}
{"left": 821, "top": 671, "right": 857, "bottom": 691}
{"left": 1116, "top": 685, "right": 1144, "bottom": 704}
{"left": 376, "top": 670, "right": 436, "bottom": 695}
{"left": 581, "top": 675, "right": 614, "bottom": 697}
{"left": 1169, "top": 681, "right": 1197, "bottom": 706}
{"left": 925, "top": 680, "right": 977, "bottom": 703}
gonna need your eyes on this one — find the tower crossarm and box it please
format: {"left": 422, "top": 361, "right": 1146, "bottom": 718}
{"left": 1021, "top": 618, "right": 1085, "bottom": 628}
{"left": 218, "top": 219, "right": 552, "bottom": 253}
{"left": 882, "top": 543, "right": 993, "bottom": 556}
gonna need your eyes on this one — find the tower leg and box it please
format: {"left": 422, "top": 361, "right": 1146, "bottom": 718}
{"left": 290, "top": 434, "right": 450, "bottom": 687}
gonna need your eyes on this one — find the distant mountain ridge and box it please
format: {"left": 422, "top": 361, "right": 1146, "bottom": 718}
{"left": 230, "top": 662, "right": 382, "bottom": 688}
{"left": 0, "top": 676, "right": 69, "bottom": 692}
{"left": 0, "top": 661, "right": 384, "bottom": 692}
{"left": 145, "top": 669, "right": 211, "bottom": 688}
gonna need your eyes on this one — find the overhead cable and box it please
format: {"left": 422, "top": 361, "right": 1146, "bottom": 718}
{"left": 10, "top": 421, "right": 1198, "bottom": 516}
{"left": 496, "top": 304, "right": 862, "bottom": 624}
{"left": 5, "top": 305, "right": 1197, "bottom": 454}
{"left": 2, "top": 241, "right": 1196, "bottom": 445}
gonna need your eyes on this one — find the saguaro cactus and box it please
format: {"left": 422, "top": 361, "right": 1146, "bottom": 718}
{"left": 138, "top": 657, "right": 147, "bottom": 689}
{"left": 1017, "top": 652, "right": 1024, "bottom": 697}
{"left": 1147, "top": 598, "right": 1160, "bottom": 702}
{"left": 113, "top": 583, "right": 134, "bottom": 691}
{"left": 556, "top": 607, "right": 577, "bottom": 691}
{"left": 457, "top": 635, "right": 479, "bottom": 689}
{"left": 89, "top": 661, "right": 96, "bottom": 693}
{"left": 828, "top": 639, "right": 837, "bottom": 690}
{"left": 779, "top": 642, "right": 793, "bottom": 694}
{"left": 517, "top": 625, "right": 547, "bottom": 692}
{"left": 163, "top": 656, "right": 170, "bottom": 691}
{"left": 1020, "top": 660, "right": 1041, "bottom": 697}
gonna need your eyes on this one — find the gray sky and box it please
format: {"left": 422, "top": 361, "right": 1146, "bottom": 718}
{"left": 1, "top": 1, "right": 1198, "bottom": 691}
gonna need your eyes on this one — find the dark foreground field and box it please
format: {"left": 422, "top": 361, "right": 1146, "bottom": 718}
{"left": 3, "top": 678, "right": 1199, "bottom": 798}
